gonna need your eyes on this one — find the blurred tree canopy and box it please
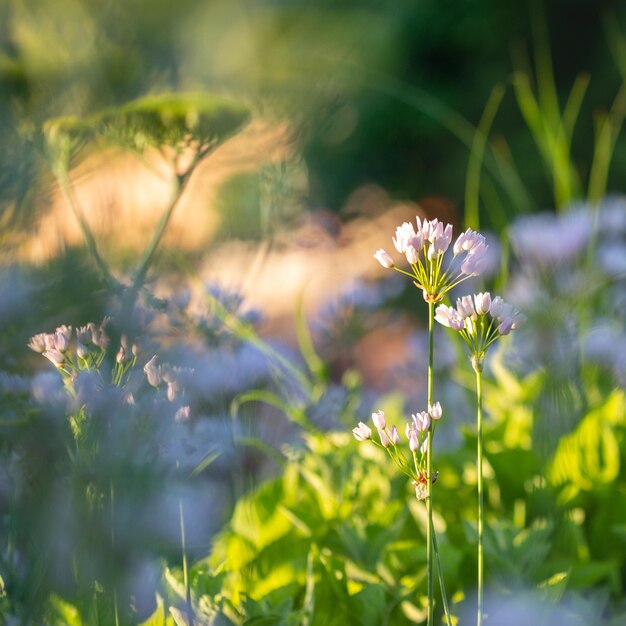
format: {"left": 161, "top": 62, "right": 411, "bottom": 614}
{"left": 1, "top": 0, "right": 626, "bottom": 233}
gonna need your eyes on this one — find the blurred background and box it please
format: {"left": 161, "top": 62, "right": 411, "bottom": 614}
{"left": 1, "top": 0, "right": 626, "bottom": 623}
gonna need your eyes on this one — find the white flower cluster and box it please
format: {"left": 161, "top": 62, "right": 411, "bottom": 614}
{"left": 435, "top": 293, "right": 525, "bottom": 336}
{"left": 352, "top": 404, "right": 443, "bottom": 499}
{"left": 374, "top": 217, "right": 489, "bottom": 301}
{"left": 28, "top": 322, "right": 114, "bottom": 370}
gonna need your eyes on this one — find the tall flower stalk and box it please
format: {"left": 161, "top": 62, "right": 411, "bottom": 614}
{"left": 374, "top": 217, "right": 489, "bottom": 625}
{"left": 435, "top": 292, "right": 525, "bottom": 625}
{"left": 352, "top": 407, "right": 451, "bottom": 625}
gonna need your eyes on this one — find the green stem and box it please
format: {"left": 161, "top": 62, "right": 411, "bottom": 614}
{"left": 110, "top": 481, "right": 120, "bottom": 626}
{"left": 177, "top": 461, "right": 194, "bottom": 624}
{"left": 431, "top": 517, "right": 452, "bottom": 626}
{"left": 56, "top": 167, "right": 114, "bottom": 286}
{"left": 124, "top": 164, "right": 194, "bottom": 314}
{"left": 427, "top": 300, "right": 434, "bottom": 626}
{"left": 476, "top": 367, "right": 484, "bottom": 626}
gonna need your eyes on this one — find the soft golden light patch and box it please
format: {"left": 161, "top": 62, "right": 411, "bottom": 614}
{"left": 14, "top": 119, "right": 291, "bottom": 265}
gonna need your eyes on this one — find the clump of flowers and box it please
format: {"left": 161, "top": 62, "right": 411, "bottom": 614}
{"left": 435, "top": 290, "right": 524, "bottom": 626}
{"left": 28, "top": 321, "right": 137, "bottom": 385}
{"left": 435, "top": 292, "right": 526, "bottom": 371}
{"left": 374, "top": 217, "right": 489, "bottom": 302}
{"left": 353, "top": 405, "right": 443, "bottom": 500}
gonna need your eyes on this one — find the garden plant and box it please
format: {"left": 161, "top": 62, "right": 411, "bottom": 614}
{"left": 0, "top": 3, "right": 626, "bottom": 626}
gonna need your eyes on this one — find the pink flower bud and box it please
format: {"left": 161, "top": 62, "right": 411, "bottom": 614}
{"left": 372, "top": 410, "right": 386, "bottom": 430}
{"left": 429, "top": 402, "right": 442, "bottom": 420}
{"left": 374, "top": 249, "right": 394, "bottom": 268}
{"left": 378, "top": 428, "right": 392, "bottom": 447}
{"left": 390, "top": 425, "right": 401, "bottom": 445}
{"left": 352, "top": 421, "right": 372, "bottom": 441}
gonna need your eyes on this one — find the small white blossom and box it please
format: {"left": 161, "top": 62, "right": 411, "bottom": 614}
{"left": 453, "top": 228, "right": 486, "bottom": 255}
{"left": 456, "top": 295, "right": 476, "bottom": 319}
{"left": 434, "top": 304, "right": 464, "bottom": 331}
{"left": 378, "top": 428, "right": 392, "bottom": 447}
{"left": 474, "top": 292, "right": 492, "bottom": 315}
{"left": 406, "top": 245, "right": 419, "bottom": 265}
{"left": 352, "top": 421, "right": 372, "bottom": 441}
{"left": 28, "top": 333, "right": 47, "bottom": 353}
{"left": 144, "top": 355, "right": 162, "bottom": 387}
{"left": 372, "top": 410, "right": 386, "bottom": 430}
{"left": 374, "top": 249, "right": 394, "bottom": 268}
{"left": 461, "top": 242, "right": 489, "bottom": 276}
{"left": 43, "top": 349, "right": 65, "bottom": 367}
{"left": 429, "top": 402, "right": 442, "bottom": 421}
{"left": 392, "top": 222, "right": 417, "bottom": 253}
{"left": 412, "top": 411, "right": 431, "bottom": 432}
{"left": 389, "top": 425, "right": 401, "bottom": 445}
{"left": 175, "top": 405, "right": 191, "bottom": 423}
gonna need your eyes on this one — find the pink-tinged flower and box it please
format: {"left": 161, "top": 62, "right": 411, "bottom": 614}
{"left": 389, "top": 425, "right": 401, "bottom": 445}
{"left": 175, "top": 405, "right": 191, "bottom": 423}
{"left": 392, "top": 222, "right": 417, "bottom": 253}
{"left": 144, "top": 355, "right": 162, "bottom": 387}
{"left": 429, "top": 402, "right": 442, "bottom": 421}
{"left": 461, "top": 242, "right": 489, "bottom": 276}
{"left": 28, "top": 333, "right": 48, "bottom": 353}
{"left": 91, "top": 325, "right": 109, "bottom": 350}
{"left": 412, "top": 411, "right": 431, "bottom": 432}
{"left": 434, "top": 304, "right": 465, "bottom": 331}
{"left": 498, "top": 312, "right": 526, "bottom": 335}
{"left": 77, "top": 324, "right": 94, "bottom": 345}
{"left": 424, "top": 218, "right": 440, "bottom": 242}
{"left": 408, "top": 230, "right": 425, "bottom": 252}
{"left": 43, "top": 349, "right": 65, "bottom": 367}
{"left": 76, "top": 342, "right": 89, "bottom": 359}
{"left": 352, "top": 421, "right": 372, "bottom": 441}
{"left": 432, "top": 223, "right": 453, "bottom": 255}
{"left": 456, "top": 295, "right": 476, "bottom": 319}
{"left": 406, "top": 245, "right": 419, "bottom": 265}
{"left": 474, "top": 292, "right": 492, "bottom": 315}
{"left": 488, "top": 296, "right": 511, "bottom": 321}
{"left": 378, "top": 428, "right": 392, "bottom": 447}
{"left": 453, "top": 228, "right": 486, "bottom": 255}
{"left": 372, "top": 410, "right": 386, "bottom": 430}
{"left": 44, "top": 334, "right": 56, "bottom": 351}
{"left": 374, "top": 249, "right": 394, "bottom": 269}
{"left": 409, "top": 429, "right": 419, "bottom": 452}
{"left": 53, "top": 325, "right": 72, "bottom": 352}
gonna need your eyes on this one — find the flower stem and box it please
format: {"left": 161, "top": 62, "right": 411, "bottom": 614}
{"left": 475, "top": 367, "right": 484, "bottom": 626}
{"left": 110, "top": 481, "right": 120, "bottom": 626}
{"left": 177, "top": 461, "right": 194, "bottom": 625}
{"left": 431, "top": 516, "right": 452, "bottom": 626}
{"left": 427, "top": 300, "right": 434, "bottom": 626}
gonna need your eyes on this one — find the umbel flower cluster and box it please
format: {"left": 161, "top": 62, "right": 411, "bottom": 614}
{"left": 353, "top": 405, "right": 442, "bottom": 500}
{"left": 435, "top": 292, "right": 525, "bottom": 371}
{"left": 28, "top": 321, "right": 139, "bottom": 385}
{"left": 374, "top": 217, "right": 488, "bottom": 302}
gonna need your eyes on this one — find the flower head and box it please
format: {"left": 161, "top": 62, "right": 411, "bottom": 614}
{"left": 429, "top": 402, "right": 442, "bottom": 421}
{"left": 376, "top": 217, "right": 489, "bottom": 301}
{"left": 436, "top": 292, "right": 525, "bottom": 370}
{"left": 374, "top": 249, "right": 394, "bottom": 269}
{"left": 352, "top": 421, "right": 372, "bottom": 441}
{"left": 372, "top": 410, "right": 386, "bottom": 430}
{"left": 434, "top": 304, "right": 464, "bottom": 331}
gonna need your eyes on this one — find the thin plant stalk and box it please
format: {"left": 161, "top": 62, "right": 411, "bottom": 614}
{"left": 475, "top": 366, "right": 484, "bottom": 626}
{"left": 110, "top": 481, "right": 120, "bottom": 626}
{"left": 431, "top": 518, "right": 452, "bottom": 626}
{"left": 177, "top": 461, "right": 194, "bottom": 624}
{"left": 426, "top": 300, "right": 434, "bottom": 626}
